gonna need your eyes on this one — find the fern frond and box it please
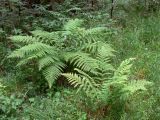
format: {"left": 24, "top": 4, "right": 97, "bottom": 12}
{"left": 10, "top": 36, "right": 38, "bottom": 44}
{"left": 31, "top": 30, "right": 61, "bottom": 45}
{"left": 97, "top": 43, "right": 115, "bottom": 60}
{"left": 123, "top": 80, "right": 152, "bottom": 94}
{"left": 16, "top": 56, "right": 37, "bottom": 67}
{"left": 10, "top": 30, "right": 62, "bottom": 45}
{"left": 63, "top": 19, "right": 83, "bottom": 31}
{"left": 43, "top": 62, "right": 66, "bottom": 88}
{"left": 85, "top": 27, "right": 108, "bottom": 40}
{"left": 120, "top": 80, "right": 152, "bottom": 100}
{"left": 77, "top": 27, "right": 109, "bottom": 45}
{"left": 8, "top": 43, "right": 57, "bottom": 59}
{"left": 101, "top": 58, "right": 134, "bottom": 94}
{"left": 113, "top": 58, "right": 135, "bottom": 81}
{"left": 38, "top": 56, "right": 56, "bottom": 70}
{"left": 65, "top": 52, "right": 98, "bottom": 72}
{"left": 62, "top": 70, "right": 99, "bottom": 96}
{"left": 100, "top": 58, "right": 135, "bottom": 100}
{"left": 81, "top": 41, "right": 99, "bottom": 53}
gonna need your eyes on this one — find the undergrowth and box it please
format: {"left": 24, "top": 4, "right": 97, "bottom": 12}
{"left": 0, "top": 1, "right": 160, "bottom": 120}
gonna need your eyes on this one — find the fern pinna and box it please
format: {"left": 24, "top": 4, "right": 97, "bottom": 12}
{"left": 8, "top": 19, "right": 113, "bottom": 88}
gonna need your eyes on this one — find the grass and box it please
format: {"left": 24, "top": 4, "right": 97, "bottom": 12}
{"left": 108, "top": 12, "right": 160, "bottom": 119}
{"left": 111, "top": 13, "right": 160, "bottom": 82}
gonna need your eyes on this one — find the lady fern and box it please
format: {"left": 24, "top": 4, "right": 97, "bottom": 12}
{"left": 8, "top": 19, "right": 113, "bottom": 88}
{"left": 61, "top": 46, "right": 152, "bottom": 119}
{"left": 62, "top": 57, "right": 152, "bottom": 114}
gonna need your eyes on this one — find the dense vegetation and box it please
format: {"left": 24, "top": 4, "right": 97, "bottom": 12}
{"left": 0, "top": 0, "right": 160, "bottom": 119}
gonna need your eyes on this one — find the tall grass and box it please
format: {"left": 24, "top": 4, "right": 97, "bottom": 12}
{"left": 110, "top": 12, "right": 160, "bottom": 119}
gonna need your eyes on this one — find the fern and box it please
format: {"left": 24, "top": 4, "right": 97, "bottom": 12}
{"left": 8, "top": 19, "right": 116, "bottom": 88}
{"left": 8, "top": 42, "right": 64, "bottom": 88}
{"left": 8, "top": 43, "right": 55, "bottom": 58}
{"left": 62, "top": 68, "right": 99, "bottom": 97}
{"left": 31, "top": 30, "right": 62, "bottom": 45}
{"left": 63, "top": 19, "right": 83, "bottom": 31}
{"left": 123, "top": 80, "right": 152, "bottom": 94}
{"left": 10, "top": 36, "right": 38, "bottom": 44}
{"left": 64, "top": 52, "right": 99, "bottom": 72}
{"left": 43, "top": 62, "right": 66, "bottom": 88}
{"left": 62, "top": 57, "right": 152, "bottom": 108}
{"left": 113, "top": 58, "right": 135, "bottom": 81}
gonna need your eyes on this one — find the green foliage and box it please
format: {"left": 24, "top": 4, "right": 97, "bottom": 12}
{"left": 63, "top": 53, "right": 152, "bottom": 119}
{"left": 0, "top": 79, "right": 24, "bottom": 120}
{"left": 109, "top": 12, "right": 160, "bottom": 120}
{"left": 8, "top": 19, "right": 114, "bottom": 88}
{"left": 26, "top": 90, "right": 87, "bottom": 120}
{"left": 0, "top": 0, "right": 160, "bottom": 119}
{"left": 63, "top": 57, "right": 151, "bottom": 97}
